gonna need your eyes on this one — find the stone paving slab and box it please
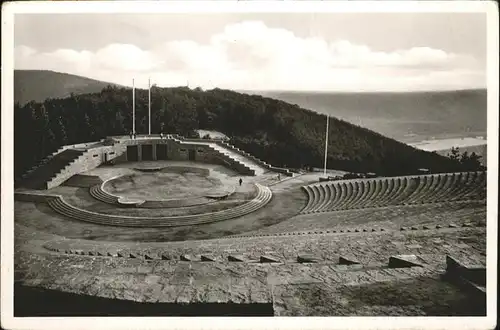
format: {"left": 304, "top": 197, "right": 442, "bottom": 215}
{"left": 16, "top": 250, "right": 441, "bottom": 302}
{"left": 15, "top": 227, "right": 486, "bottom": 316}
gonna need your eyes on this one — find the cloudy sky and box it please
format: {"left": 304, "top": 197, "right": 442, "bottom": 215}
{"left": 14, "top": 12, "right": 487, "bottom": 91}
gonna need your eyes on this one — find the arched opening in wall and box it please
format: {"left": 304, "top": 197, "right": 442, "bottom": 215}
{"left": 127, "top": 145, "right": 138, "bottom": 162}
{"left": 142, "top": 144, "right": 153, "bottom": 161}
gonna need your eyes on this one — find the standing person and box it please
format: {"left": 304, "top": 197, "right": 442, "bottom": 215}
{"left": 278, "top": 173, "right": 281, "bottom": 181}
{"left": 239, "top": 178, "right": 243, "bottom": 186}
{"left": 129, "top": 131, "right": 133, "bottom": 140}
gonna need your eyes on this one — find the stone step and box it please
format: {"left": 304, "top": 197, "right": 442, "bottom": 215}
{"left": 301, "top": 172, "right": 486, "bottom": 214}
{"left": 47, "top": 184, "right": 273, "bottom": 227}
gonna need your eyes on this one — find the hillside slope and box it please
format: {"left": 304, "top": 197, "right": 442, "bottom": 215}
{"left": 14, "top": 70, "right": 121, "bottom": 105}
{"left": 14, "top": 82, "right": 476, "bottom": 177}
{"left": 258, "top": 89, "right": 487, "bottom": 143}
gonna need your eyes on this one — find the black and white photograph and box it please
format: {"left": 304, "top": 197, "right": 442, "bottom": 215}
{"left": 1, "top": 1, "right": 498, "bottom": 329}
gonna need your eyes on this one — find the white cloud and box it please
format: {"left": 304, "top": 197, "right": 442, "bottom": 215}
{"left": 94, "top": 44, "right": 161, "bottom": 72}
{"left": 14, "top": 21, "right": 485, "bottom": 91}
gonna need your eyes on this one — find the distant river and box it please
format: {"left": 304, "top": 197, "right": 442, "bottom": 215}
{"left": 409, "top": 137, "right": 487, "bottom": 152}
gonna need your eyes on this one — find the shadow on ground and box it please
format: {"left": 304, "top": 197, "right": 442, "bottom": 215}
{"left": 14, "top": 284, "right": 274, "bottom": 317}
{"left": 339, "top": 277, "right": 486, "bottom": 316}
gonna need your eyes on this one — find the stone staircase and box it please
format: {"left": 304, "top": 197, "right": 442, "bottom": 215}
{"left": 89, "top": 185, "right": 119, "bottom": 205}
{"left": 164, "top": 136, "right": 255, "bottom": 176}
{"left": 215, "top": 141, "right": 293, "bottom": 177}
{"left": 30, "top": 239, "right": 468, "bottom": 315}
{"left": 209, "top": 144, "right": 266, "bottom": 176}
{"left": 167, "top": 135, "right": 292, "bottom": 177}
{"left": 89, "top": 181, "right": 235, "bottom": 208}
{"left": 17, "top": 149, "right": 86, "bottom": 190}
{"left": 45, "top": 244, "right": 440, "bottom": 271}
{"left": 15, "top": 147, "right": 66, "bottom": 185}
{"left": 15, "top": 141, "right": 108, "bottom": 186}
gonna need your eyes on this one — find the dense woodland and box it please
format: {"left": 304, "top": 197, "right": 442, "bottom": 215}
{"left": 14, "top": 85, "right": 484, "bottom": 178}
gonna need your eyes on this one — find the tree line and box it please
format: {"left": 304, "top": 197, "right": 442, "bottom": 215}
{"left": 446, "top": 147, "right": 485, "bottom": 171}
{"left": 14, "top": 85, "right": 484, "bottom": 178}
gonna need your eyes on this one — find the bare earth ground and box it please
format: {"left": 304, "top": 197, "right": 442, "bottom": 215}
{"left": 15, "top": 166, "right": 315, "bottom": 242}
{"left": 106, "top": 172, "right": 223, "bottom": 200}
{"left": 103, "top": 166, "right": 232, "bottom": 201}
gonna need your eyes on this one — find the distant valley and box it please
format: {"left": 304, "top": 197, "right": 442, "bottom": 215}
{"left": 255, "top": 89, "right": 487, "bottom": 144}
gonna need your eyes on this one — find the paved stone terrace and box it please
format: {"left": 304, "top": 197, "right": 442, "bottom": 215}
{"left": 17, "top": 221, "right": 485, "bottom": 270}
{"left": 15, "top": 221, "right": 485, "bottom": 315}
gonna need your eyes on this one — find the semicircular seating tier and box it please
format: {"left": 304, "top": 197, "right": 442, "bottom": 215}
{"left": 46, "top": 183, "right": 272, "bottom": 227}
{"left": 89, "top": 181, "right": 236, "bottom": 208}
{"left": 301, "top": 171, "right": 486, "bottom": 214}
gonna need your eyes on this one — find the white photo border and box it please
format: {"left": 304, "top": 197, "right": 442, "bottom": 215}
{"left": 1, "top": 1, "right": 498, "bottom": 330}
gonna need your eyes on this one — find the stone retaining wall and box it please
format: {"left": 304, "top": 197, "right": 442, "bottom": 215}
{"left": 46, "top": 144, "right": 127, "bottom": 189}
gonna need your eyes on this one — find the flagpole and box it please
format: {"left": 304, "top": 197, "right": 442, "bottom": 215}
{"left": 132, "top": 78, "right": 135, "bottom": 135}
{"left": 148, "top": 78, "right": 151, "bottom": 135}
{"left": 323, "top": 115, "right": 329, "bottom": 176}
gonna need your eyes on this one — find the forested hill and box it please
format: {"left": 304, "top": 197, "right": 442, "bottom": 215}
{"left": 14, "top": 84, "right": 474, "bottom": 177}
{"left": 14, "top": 70, "right": 122, "bottom": 106}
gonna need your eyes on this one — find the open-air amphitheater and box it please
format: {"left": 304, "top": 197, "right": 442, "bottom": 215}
{"left": 14, "top": 134, "right": 487, "bottom": 316}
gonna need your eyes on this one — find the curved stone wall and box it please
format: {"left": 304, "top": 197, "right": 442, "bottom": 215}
{"left": 46, "top": 183, "right": 272, "bottom": 227}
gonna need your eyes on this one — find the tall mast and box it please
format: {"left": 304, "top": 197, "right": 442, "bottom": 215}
{"left": 132, "top": 78, "right": 135, "bottom": 134}
{"left": 323, "top": 115, "right": 329, "bottom": 176}
{"left": 148, "top": 78, "right": 151, "bottom": 135}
